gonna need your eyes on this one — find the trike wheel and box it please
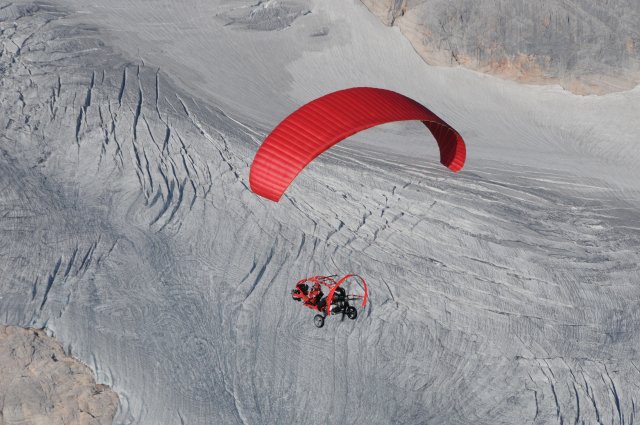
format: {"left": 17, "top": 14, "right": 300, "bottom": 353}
{"left": 347, "top": 307, "right": 357, "bottom": 320}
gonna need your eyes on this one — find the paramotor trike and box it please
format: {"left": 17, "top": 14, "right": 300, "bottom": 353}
{"left": 291, "top": 274, "right": 368, "bottom": 328}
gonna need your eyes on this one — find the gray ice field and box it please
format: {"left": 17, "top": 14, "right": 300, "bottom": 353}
{"left": 1, "top": 1, "right": 639, "bottom": 424}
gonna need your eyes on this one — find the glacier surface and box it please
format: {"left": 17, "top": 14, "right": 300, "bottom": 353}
{"left": 1, "top": 1, "right": 639, "bottom": 424}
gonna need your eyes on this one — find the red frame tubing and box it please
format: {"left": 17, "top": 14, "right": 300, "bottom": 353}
{"left": 295, "top": 276, "right": 337, "bottom": 312}
{"left": 325, "top": 274, "right": 368, "bottom": 317}
{"left": 250, "top": 87, "right": 466, "bottom": 202}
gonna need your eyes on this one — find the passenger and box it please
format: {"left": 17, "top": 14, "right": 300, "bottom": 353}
{"left": 306, "top": 282, "right": 324, "bottom": 307}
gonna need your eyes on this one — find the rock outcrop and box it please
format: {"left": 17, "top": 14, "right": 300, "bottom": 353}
{"left": 360, "top": 0, "right": 640, "bottom": 94}
{"left": 0, "top": 326, "right": 118, "bottom": 425}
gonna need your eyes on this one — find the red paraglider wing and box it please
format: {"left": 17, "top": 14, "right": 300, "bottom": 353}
{"left": 250, "top": 87, "right": 466, "bottom": 202}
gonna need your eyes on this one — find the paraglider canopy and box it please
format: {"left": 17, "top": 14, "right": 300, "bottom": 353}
{"left": 250, "top": 87, "right": 466, "bottom": 201}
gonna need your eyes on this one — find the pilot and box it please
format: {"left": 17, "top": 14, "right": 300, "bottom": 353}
{"left": 306, "top": 282, "right": 324, "bottom": 307}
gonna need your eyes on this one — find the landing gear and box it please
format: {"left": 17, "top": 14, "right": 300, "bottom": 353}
{"left": 346, "top": 306, "right": 357, "bottom": 320}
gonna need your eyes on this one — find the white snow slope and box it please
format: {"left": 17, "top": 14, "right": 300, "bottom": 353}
{"left": 1, "top": 1, "right": 640, "bottom": 424}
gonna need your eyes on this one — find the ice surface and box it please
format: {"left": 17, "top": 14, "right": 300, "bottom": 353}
{"left": 1, "top": 1, "right": 639, "bottom": 424}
